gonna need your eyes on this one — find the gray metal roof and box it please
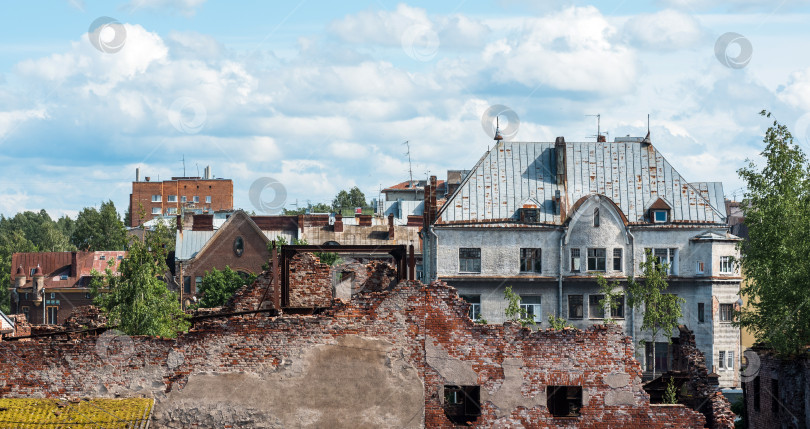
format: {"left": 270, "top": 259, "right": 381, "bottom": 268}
{"left": 438, "top": 140, "right": 727, "bottom": 225}
{"left": 0, "top": 310, "right": 14, "bottom": 330}
{"left": 175, "top": 230, "right": 215, "bottom": 261}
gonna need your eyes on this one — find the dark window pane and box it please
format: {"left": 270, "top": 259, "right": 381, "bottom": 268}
{"left": 589, "top": 295, "right": 605, "bottom": 319}
{"left": 568, "top": 295, "right": 583, "bottom": 319}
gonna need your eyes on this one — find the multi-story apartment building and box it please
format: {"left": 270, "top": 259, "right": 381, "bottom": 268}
{"left": 422, "top": 135, "right": 742, "bottom": 389}
{"left": 9, "top": 251, "right": 127, "bottom": 325}
{"left": 129, "top": 166, "right": 233, "bottom": 227}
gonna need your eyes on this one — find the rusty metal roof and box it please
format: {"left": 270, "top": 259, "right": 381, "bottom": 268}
{"left": 438, "top": 141, "right": 727, "bottom": 225}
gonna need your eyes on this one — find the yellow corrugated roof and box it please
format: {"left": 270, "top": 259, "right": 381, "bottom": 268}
{"left": 0, "top": 398, "right": 152, "bottom": 428}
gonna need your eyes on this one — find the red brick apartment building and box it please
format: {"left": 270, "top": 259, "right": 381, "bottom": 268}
{"left": 129, "top": 167, "right": 233, "bottom": 227}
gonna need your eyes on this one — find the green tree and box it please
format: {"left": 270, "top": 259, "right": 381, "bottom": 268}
{"left": 627, "top": 249, "right": 685, "bottom": 379}
{"left": 597, "top": 275, "right": 624, "bottom": 325}
{"left": 195, "top": 266, "right": 257, "bottom": 308}
{"left": 547, "top": 315, "right": 572, "bottom": 330}
{"left": 91, "top": 226, "right": 188, "bottom": 337}
{"left": 503, "top": 286, "right": 536, "bottom": 327}
{"left": 737, "top": 111, "right": 810, "bottom": 356}
{"left": 71, "top": 201, "right": 127, "bottom": 251}
{"left": 331, "top": 186, "right": 366, "bottom": 212}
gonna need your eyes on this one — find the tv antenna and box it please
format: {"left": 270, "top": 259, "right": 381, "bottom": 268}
{"left": 403, "top": 141, "right": 415, "bottom": 194}
{"left": 586, "top": 114, "right": 601, "bottom": 141}
{"left": 180, "top": 155, "right": 186, "bottom": 177}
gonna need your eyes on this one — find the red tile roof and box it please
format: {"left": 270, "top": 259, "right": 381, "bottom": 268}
{"left": 382, "top": 180, "right": 446, "bottom": 192}
{"left": 10, "top": 251, "right": 128, "bottom": 290}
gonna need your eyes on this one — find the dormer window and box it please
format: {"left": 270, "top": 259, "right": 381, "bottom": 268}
{"left": 648, "top": 198, "right": 672, "bottom": 223}
{"left": 520, "top": 208, "right": 541, "bottom": 224}
{"left": 652, "top": 210, "right": 668, "bottom": 223}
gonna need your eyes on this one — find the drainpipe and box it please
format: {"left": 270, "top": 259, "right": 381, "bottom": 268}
{"left": 558, "top": 227, "right": 566, "bottom": 317}
{"left": 626, "top": 227, "right": 636, "bottom": 344}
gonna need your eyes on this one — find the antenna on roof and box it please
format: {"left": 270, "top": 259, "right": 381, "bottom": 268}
{"left": 403, "top": 141, "right": 414, "bottom": 190}
{"left": 181, "top": 155, "right": 186, "bottom": 177}
{"left": 586, "top": 114, "right": 601, "bottom": 141}
{"left": 494, "top": 117, "right": 504, "bottom": 141}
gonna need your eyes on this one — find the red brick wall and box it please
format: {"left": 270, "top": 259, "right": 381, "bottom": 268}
{"left": 180, "top": 214, "right": 269, "bottom": 296}
{"left": 130, "top": 179, "right": 233, "bottom": 227}
{"left": 744, "top": 349, "right": 810, "bottom": 429}
{"left": 288, "top": 253, "right": 332, "bottom": 308}
{"left": 0, "top": 279, "right": 708, "bottom": 428}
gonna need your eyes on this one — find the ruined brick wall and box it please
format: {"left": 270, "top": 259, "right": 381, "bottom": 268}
{"left": 0, "top": 281, "right": 707, "bottom": 428}
{"left": 669, "top": 326, "right": 734, "bottom": 428}
{"left": 744, "top": 349, "right": 810, "bottom": 429}
{"left": 287, "top": 252, "right": 332, "bottom": 308}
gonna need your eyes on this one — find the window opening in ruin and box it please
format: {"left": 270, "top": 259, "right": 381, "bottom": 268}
{"left": 460, "top": 295, "right": 481, "bottom": 321}
{"left": 547, "top": 386, "right": 582, "bottom": 417}
{"left": 645, "top": 342, "right": 669, "bottom": 373}
{"left": 443, "top": 385, "right": 481, "bottom": 425}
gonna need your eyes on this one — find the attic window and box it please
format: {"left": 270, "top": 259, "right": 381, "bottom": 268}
{"left": 443, "top": 385, "right": 481, "bottom": 425}
{"left": 652, "top": 210, "right": 668, "bottom": 223}
{"left": 593, "top": 207, "right": 600, "bottom": 227}
{"left": 520, "top": 208, "right": 541, "bottom": 224}
{"left": 60, "top": 274, "right": 68, "bottom": 280}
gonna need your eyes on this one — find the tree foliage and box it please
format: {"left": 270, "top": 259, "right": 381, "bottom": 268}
{"left": 737, "top": 111, "right": 810, "bottom": 356}
{"left": 597, "top": 275, "right": 624, "bottom": 325}
{"left": 331, "top": 186, "right": 366, "bottom": 212}
{"left": 195, "top": 266, "right": 257, "bottom": 309}
{"left": 547, "top": 315, "right": 572, "bottom": 330}
{"left": 503, "top": 286, "right": 536, "bottom": 327}
{"left": 627, "top": 249, "right": 685, "bottom": 378}
{"left": 71, "top": 201, "right": 127, "bottom": 251}
{"left": 91, "top": 223, "right": 188, "bottom": 337}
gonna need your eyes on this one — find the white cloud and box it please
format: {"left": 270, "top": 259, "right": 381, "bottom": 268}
{"left": 623, "top": 9, "right": 705, "bottom": 50}
{"left": 777, "top": 67, "right": 810, "bottom": 111}
{"left": 124, "top": 0, "right": 206, "bottom": 16}
{"left": 482, "top": 6, "right": 637, "bottom": 94}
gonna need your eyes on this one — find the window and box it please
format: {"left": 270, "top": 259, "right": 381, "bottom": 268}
{"left": 50, "top": 292, "right": 55, "bottom": 299}
{"left": 753, "top": 376, "right": 761, "bottom": 411}
{"left": 719, "top": 256, "right": 733, "bottom": 274}
{"left": 30, "top": 268, "right": 36, "bottom": 276}
{"left": 570, "top": 249, "right": 581, "bottom": 272}
{"left": 519, "top": 248, "right": 542, "bottom": 273}
{"left": 460, "top": 295, "right": 481, "bottom": 321}
{"left": 645, "top": 342, "right": 669, "bottom": 373}
{"left": 60, "top": 274, "right": 68, "bottom": 280}
{"left": 195, "top": 276, "right": 203, "bottom": 294}
{"left": 719, "top": 351, "right": 726, "bottom": 369}
{"left": 152, "top": 207, "right": 161, "bottom": 214}
{"left": 646, "top": 248, "right": 677, "bottom": 274}
{"left": 21, "top": 307, "right": 29, "bottom": 322}
{"left": 568, "top": 295, "right": 583, "bottom": 319}
{"left": 587, "top": 248, "right": 606, "bottom": 271}
{"left": 167, "top": 195, "right": 177, "bottom": 202}
{"left": 698, "top": 303, "right": 705, "bottom": 323}
{"left": 727, "top": 351, "right": 734, "bottom": 371}
{"left": 183, "top": 276, "right": 192, "bottom": 295}
{"left": 771, "top": 379, "right": 779, "bottom": 414}
{"left": 720, "top": 304, "right": 734, "bottom": 322}
{"left": 459, "top": 248, "right": 481, "bottom": 273}
{"left": 613, "top": 248, "right": 622, "bottom": 271}
{"left": 85, "top": 293, "right": 91, "bottom": 299}
{"left": 611, "top": 295, "right": 625, "bottom": 319}
{"left": 547, "top": 386, "right": 582, "bottom": 417}
{"left": 588, "top": 294, "right": 605, "bottom": 319}
{"left": 151, "top": 195, "right": 161, "bottom": 202}
{"left": 652, "top": 210, "right": 668, "bottom": 223}
{"left": 46, "top": 306, "right": 58, "bottom": 324}
{"left": 99, "top": 255, "right": 106, "bottom": 260}
{"left": 520, "top": 296, "right": 542, "bottom": 323}
{"left": 443, "top": 385, "right": 481, "bottom": 425}
{"left": 167, "top": 207, "right": 178, "bottom": 215}
{"left": 181, "top": 196, "right": 187, "bottom": 203}
{"left": 193, "top": 196, "right": 199, "bottom": 203}
{"left": 593, "top": 207, "right": 600, "bottom": 227}
{"left": 696, "top": 261, "right": 705, "bottom": 274}
{"left": 117, "top": 255, "right": 123, "bottom": 260}
{"left": 206, "top": 196, "right": 211, "bottom": 203}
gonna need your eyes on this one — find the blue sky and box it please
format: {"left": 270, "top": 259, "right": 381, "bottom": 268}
{"left": 2, "top": 0, "right": 810, "bottom": 218}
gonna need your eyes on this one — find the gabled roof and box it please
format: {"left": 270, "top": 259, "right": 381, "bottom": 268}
{"left": 181, "top": 210, "right": 270, "bottom": 263}
{"left": 10, "top": 251, "right": 127, "bottom": 290}
{"left": 382, "top": 180, "right": 446, "bottom": 193}
{"left": 691, "top": 231, "right": 742, "bottom": 242}
{"left": 437, "top": 140, "right": 727, "bottom": 225}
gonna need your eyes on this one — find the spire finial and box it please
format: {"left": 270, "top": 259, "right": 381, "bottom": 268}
{"left": 494, "top": 116, "right": 504, "bottom": 141}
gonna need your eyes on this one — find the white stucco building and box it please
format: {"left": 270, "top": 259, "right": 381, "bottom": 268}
{"left": 422, "top": 135, "right": 742, "bottom": 389}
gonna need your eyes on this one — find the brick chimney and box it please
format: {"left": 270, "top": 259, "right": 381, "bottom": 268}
{"left": 423, "top": 175, "right": 438, "bottom": 228}
{"left": 334, "top": 214, "right": 343, "bottom": 233}
{"left": 388, "top": 213, "right": 395, "bottom": 240}
{"left": 597, "top": 135, "right": 607, "bottom": 142}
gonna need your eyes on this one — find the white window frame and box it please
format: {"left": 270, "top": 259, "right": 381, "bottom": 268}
{"left": 151, "top": 195, "right": 161, "bottom": 202}
{"left": 652, "top": 210, "right": 668, "bottom": 223}
{"left": 167, "top": 207, "right": 178, "bottom": 215}
{"left": 571, "top": 248, "right": 581, "bottom": 273}
{"left": 726, "top": 351, "right": 734, "bottom": 370}
{"left": 719, "top": 256, "right": 733, "bottom": 274}
{"left": 646, "top": 248, "right": 678, "bottom": 275}
{"left": 696, "top": 261, "right": 705, "bottom": 275}
{"left": 719, "top": 351, "right": 726, "bottom": 370}
{"left": 206, "top": 196, "right": 212, "bottom": 203}
{"left": 167, "top": 195, "right": 177, "bottom": 203}
{"left": 181, "top": 196, "right": 187, "bottom": 203}
{"left": 520, "top": 296, "right": 542, "bottom": 323}
{"left": 151, "top": 207, "right": 161, "bottom": 214}
{"left": 193, "top": 196, "right": 199, "bottom": 203}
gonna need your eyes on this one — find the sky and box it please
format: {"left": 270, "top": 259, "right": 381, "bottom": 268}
{"left": 1, "top": 0, "right": 810, "bottom": 219}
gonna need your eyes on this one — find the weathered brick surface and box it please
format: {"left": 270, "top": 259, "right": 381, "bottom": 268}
{"left": 0, "top": 280, "right": 707, "bottom": 428}
{"left": 744, "top": 348, "right": 810, "bottom": 429}
{"left": 288, "top": 252, "right": 332, "bottom": 308}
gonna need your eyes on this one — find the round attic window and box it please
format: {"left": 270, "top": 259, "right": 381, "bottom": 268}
{"left": 233, "top": 236, "right": 244, "bottom": 257}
